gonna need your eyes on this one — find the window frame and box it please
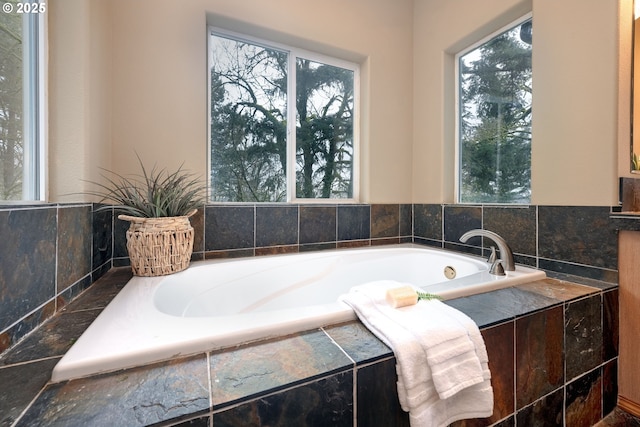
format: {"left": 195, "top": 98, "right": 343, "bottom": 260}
{"left": 454, "top": 13, "right": 532, "bottom": 205}
{"left": 0, "top": 2, "right": 48, "bottom": 202}
{"left": 22, "top": 3, "right": 47, "bottom": 201}
{"left": 207, "top": 27, "right": 360, "bottom": 203}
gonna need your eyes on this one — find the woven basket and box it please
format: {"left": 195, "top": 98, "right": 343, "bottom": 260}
{"left": 118, "top": 209, "right": 197, "bottom": 277}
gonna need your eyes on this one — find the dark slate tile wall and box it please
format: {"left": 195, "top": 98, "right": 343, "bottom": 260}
{"left": 565, "top": 294, "right": 604, "bottom": 380}
{"left": 413, "top": 203, "right": 442, "bottom": 246}
{"left": 91, "top": 207, "right": 113, "bottom": 271}
{"left": 538, "top": 206, "right": 616, "bottom": 266}
{"left": 214, "top": 372, "right": 354, "bottom": 427}
{"left": 371, "top": 204, "right": 399, "bottom": 238}
{"left": 205, "top": 205, "right": 255, "bottom": 252}
{"left": 484, "top": 205, "right": 537, "bottom": 265}
{"left": 443, "top": 205, "right": 482, "bottom": 249}
{"left": 337, "top": 205, "right": 371, "bottom": 242}
{"left": 515, "top": 306, "right": 564, "bottom": 408}
{"left": 356, "top": 358, "right": 410, "bottom": 427}
{"left": 566, "top": 368, "right": 602, "bottom": 427}
{"left": 255, "top": 205, "right": 298, "bottom": 248}
{"left": 2, "top": 202, "right": 620, "bottom": 358}
{"left": 19, "top": 354, "right": 211, "bottom": 426}
{"left": 299, "top": 205, "right": 336, "bottom": 250}
{"left": 414, "top": 204, "right": 619, "bottom": 282}
{"left": 0, "top": 202, "right": 620, "bottom": 378}
{"left": 603, "top": 289, "right": 620, "bottom": 362}
{"left": 515, "top": 388, "right": 564, "bottom": 426}
{"left": 0, "top": 207, "right": 57, "bottom": 334}
{"left": 194, "top": 204, "right": 413, "bottom": 260}
{"left": 112, "top": 213, "right": 130, "bottom": 265}
{"left": 112, "top": 203, "right": 622, "bottom": 284}
{"left": 449, "top": 278, "right": 618, "bottom": 427}
{"left": 473, "top": 321, "right": 515, "bottom": 424}
{"left": 0, "top": 204, "right": 111, "bottom": 356}
{"left": 57, "top": 206, "right": 92, "bottom": 295}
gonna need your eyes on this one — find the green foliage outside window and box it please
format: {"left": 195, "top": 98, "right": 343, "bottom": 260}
{"left": 459, "top": 18, "right": 532, "bottom": 204}
{"left": 0, "top": 7, "right": 24, "bottom": 200}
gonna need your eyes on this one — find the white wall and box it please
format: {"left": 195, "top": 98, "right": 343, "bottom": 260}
{"left": 620, "top": 0, "right": 633, "bottom": 178}
{"left": 412, "top": 0, "right": 532, "bottom": 204}
{"left": 48, "top": 0, "right": 112, "bottom": 201}
{"left": 412, "top": 0, "right": 621, "bottom": 205}
{"left": 49, "top": 0, "right": 627, "bottom": 206}
{"left": 108, "top": 0, "right": 414, "bottom": 203}
{"left": 531, "top": 0, "right": 618, "bottom": 205}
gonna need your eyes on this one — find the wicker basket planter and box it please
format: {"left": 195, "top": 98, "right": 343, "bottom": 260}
{"left": 118, "top": 209, "right": 196, "bottom": 277}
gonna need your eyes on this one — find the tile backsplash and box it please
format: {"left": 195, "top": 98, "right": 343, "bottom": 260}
{"left": 0, "top": 203, "right": 109, "bottom": 354}
{"left": 0, "top": 202, "right": 620, "bottom": 356}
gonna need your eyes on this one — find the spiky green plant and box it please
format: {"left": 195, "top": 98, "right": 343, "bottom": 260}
{"left": 88, "top": 156, "right": 206, "bottom": 218}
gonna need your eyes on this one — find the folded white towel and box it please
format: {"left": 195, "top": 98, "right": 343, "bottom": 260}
{"left": 339, "top": 281, "right": 493, "bottom": 427}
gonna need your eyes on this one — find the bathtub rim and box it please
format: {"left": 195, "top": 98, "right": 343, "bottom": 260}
{"left": 51, "top": 244, "right": 545, "bottom": 383}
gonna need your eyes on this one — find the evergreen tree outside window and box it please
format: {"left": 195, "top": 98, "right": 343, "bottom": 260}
{"left": 209, "top": 30, "right": 358, "bottom": 202}
{"left": 457, "top": 16, "right": 532, "bottom": 204}
{"left": 0, "top": 1, "right": 46, "bottom": 201}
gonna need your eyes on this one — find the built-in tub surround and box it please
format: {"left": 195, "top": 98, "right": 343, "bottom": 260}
{"left": 1, "top": 268, "right": 618, "bottom": 426}
{"left": 1, "top": 203, "right": 618, "bottom": 361}
{"left": 0, "top": 201, "right": 621, "bottom": 425}
{"left": 52, "top": 245, "right": 545, "bottom": 382}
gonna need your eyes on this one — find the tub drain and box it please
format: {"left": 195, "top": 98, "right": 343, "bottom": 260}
{"left": 444, "top": 266, "right": 456, "bottom": 280}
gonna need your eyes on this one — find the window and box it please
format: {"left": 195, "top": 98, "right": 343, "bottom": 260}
{"left": 0, "top": 1, "right": 46, "bottom": 201}
{"left": 208, "top": 29, "right": 358, "bottom": 202}
{"left": 456, "top": 16, "right": 532, "bottom": 204}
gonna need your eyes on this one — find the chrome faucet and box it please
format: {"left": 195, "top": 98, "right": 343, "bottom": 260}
{"left": 459, "top": 229, "right": 515, "bottom": 272}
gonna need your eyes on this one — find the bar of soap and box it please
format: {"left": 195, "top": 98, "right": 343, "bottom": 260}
{"left": 385, "top": 286, "right": 418, "bottom": 308}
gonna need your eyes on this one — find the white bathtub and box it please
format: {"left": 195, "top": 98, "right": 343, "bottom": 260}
{"left": 52, "top": 244, "right": 545, "bottom": 382}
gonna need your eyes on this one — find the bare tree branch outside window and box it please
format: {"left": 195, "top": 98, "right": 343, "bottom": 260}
{"left": 210, "top": 33, "right": 355, "bottom": 202}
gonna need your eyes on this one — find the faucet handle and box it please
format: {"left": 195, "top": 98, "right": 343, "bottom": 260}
{"left": 487, "top": 246, "right": 497, "bottom": 264}
{"left": 489, "top": 259, "right": 505, "bottom": 276}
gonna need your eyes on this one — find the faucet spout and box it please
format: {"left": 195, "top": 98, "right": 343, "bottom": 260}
{"left": 459, "top": 229, "right": 515, "bottom": 272}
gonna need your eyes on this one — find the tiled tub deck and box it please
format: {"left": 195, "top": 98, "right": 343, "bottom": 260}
{"left": 0, "top": 268, "right": 618, "bottom": 427}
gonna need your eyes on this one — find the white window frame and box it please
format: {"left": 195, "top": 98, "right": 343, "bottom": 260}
{"left": 454, "top": 13, "right": 532, "bottom": 205}
{"left": 207, "top": 27, "right": 360, "bottom": 203}
{"left": 23, "top": 4, "right": 47, "bottom": 201}
{"left": 3, "top": 2, "right": 48, "bottom": 202}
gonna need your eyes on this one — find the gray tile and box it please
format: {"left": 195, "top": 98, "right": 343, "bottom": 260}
{"left": 324, "top": 321, "right": 392, "bottom": 364}
{"left": 565, "top": 294, "right": 603, "bottom": 380}
{"left": 337, "top": 205, "right": 370, "bottom": 241}
{"left": 210, "top": 330, "right": 352, "bottom": 408}
{"left": 57, "top": 205, "right": 92, "bottom": 293}
{"left": 256, "top": 205, "right": 298, "bottom": 247}
{"left": 214, "top": 371, "right": 353, "bottom": 427}
{"left": 483, "top": 205, "right": 536, "bottom": 256}
{"left": 538, "top": 206, "right": 617, "bottom": 270}
{"left": 357, "top": 358, "right": 409, "bottom": 427}
{"left": 16, "top": 355, "right": 210, "bottom": 427}
{"left": 0, "top": 358, "right": 60, "bottom": 427}
{"left": 413, "top": 204, "right": 442, "bottom": 241}
{"left": 371, "top": 204, "right": 399, "bottom": 239}
{"left": 205, "top": 205, "right": 254, "bottom": 250}
{"left": 300, "top": 206, "right": 336, "bottom": 244}
{"left": 0, "top": 309, "right": 102, "bottom": 366}
{"left": 0, "top": 208, "right": 57, "bottom": 331}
